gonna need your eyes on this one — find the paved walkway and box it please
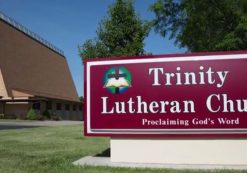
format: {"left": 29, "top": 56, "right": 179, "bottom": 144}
{"left": 0, "top": 120, "right": 82, "bottom": 130}
{"left": 73, "top": 156, "right": 247, "bottom": 170}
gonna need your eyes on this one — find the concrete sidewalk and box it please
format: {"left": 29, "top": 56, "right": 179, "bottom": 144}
{"left": 0, "top": 120, "right": 82, "bottom": 127}
{"left": 73, "top": 156, "right": 247, "bottom": 170}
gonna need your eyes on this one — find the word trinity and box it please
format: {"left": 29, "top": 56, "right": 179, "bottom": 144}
{"left": 149, "top": 66, "right": 229, "bottom": 88}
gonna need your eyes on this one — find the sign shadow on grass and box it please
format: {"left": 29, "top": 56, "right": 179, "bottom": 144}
{"left": 95, "top": 148, "right": 110, "bottom": 157}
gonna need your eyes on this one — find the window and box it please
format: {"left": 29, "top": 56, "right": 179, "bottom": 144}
{"left": 65, "top": 104, "right": 70, "bottom": 111}
{"left": 73, "top": 104, "right": 76, "bottom": 111}
{"left": 56, "top": 103, "right": 62, "bottom": 110}
{"left": 79, "top": 105, "right": 82, "bottom": 111}
{"left": 32, "top": 102, "right": 40, "bottom": 110}
{"left": 47, "top": 101, "right": 52, "bottom": 110}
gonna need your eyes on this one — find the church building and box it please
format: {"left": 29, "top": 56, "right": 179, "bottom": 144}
{"left": 0, "top": 12, "right": 82, "bottom": 120}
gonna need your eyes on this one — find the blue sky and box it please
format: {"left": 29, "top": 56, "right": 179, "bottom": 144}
{"left": 0, "top": 0, "right": 185, "bottom": 96}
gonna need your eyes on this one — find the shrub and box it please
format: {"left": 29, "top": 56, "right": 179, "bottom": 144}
{"left": 0, "top": 114, "right": 17, "bottom": 119}
{"left": 42, "top": 110, "right": 51, "bottom": 119}
{"left": 51, "top": 114, "right": 62, "bottom": 121}
{"left": 26, "top": 108, "right": 38, "bottom": 120}
{"left": 37, "top": 115, "right": 45, "bottom": 121}
{"left": 0, "top": 114, "right": 4, "bottom": 119}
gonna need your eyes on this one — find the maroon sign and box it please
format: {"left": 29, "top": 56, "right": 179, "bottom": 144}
{"left": 84, "top": 51, "right": 247, "bottom": 138}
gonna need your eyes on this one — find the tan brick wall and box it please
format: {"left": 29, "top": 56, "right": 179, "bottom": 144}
{"left": 0, "top": 69, "right": 7, "bottom": 97}
{"left": 5, "top": 103, "right": 29, "bottom": 119}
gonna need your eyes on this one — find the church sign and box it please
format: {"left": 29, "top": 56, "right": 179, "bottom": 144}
{"left": 84, "top": 52, "right": 247, "bottom": 137}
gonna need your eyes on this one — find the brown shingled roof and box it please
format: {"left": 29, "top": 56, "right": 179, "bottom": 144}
{"left": 0, "top": 17, "right": 79, "bottom": 102}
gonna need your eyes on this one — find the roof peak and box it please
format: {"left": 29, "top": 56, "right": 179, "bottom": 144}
{"left": 0, "top": 11, "right": 64, "bottom": 57}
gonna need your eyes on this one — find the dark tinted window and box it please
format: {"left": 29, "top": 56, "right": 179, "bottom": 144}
{"left": 56, "top": 103, "right": 62, "bottom": 110}
{"left": 65, "top": 104, "right": 70, "bottom": 111}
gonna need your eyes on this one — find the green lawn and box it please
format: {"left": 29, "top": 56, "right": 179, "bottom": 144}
{"left": 0, "top": 124, "right": 246, "bottom": 173}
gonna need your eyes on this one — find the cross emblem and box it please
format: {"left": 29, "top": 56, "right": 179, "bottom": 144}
{"left": 107, "top": 67, "right": 126, "bottom": 94}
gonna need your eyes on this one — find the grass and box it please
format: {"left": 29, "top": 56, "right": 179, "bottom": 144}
{"left": 0, "top": 125, "right": 246, "bottom": 173}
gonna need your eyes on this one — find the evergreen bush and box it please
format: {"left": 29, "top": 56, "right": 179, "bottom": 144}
{"left": 26, "top": 108, "right": 38, "bottom": 120}
{"left": 43, "top": 110, "right": 51, "bottom": 119}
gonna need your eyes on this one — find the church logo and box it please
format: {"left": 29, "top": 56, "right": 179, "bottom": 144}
{"left": 103, "top": 67, "right": 131, "bottom": 94}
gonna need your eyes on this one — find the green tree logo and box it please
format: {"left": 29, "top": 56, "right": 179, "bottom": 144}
{"left": 103, "top": 67, "right": 131, "bottom": 94}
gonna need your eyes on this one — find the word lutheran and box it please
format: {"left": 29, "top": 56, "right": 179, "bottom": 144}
{"left": 149, "top": 66, "right": 229, "bottom": 88}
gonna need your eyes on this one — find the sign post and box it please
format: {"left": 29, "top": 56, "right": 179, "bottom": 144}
{"left": 84, "top": 51, "right": 247, "bottom": 165}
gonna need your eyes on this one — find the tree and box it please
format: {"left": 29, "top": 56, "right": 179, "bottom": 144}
{"left": 150, "top": 0, "right": 247, "bottom": 52}
{"left": 79, "top": 0, "right": 151, "bottom": 59}
{"left": 79, "top": 96, "right": 84, "bottom": 102}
